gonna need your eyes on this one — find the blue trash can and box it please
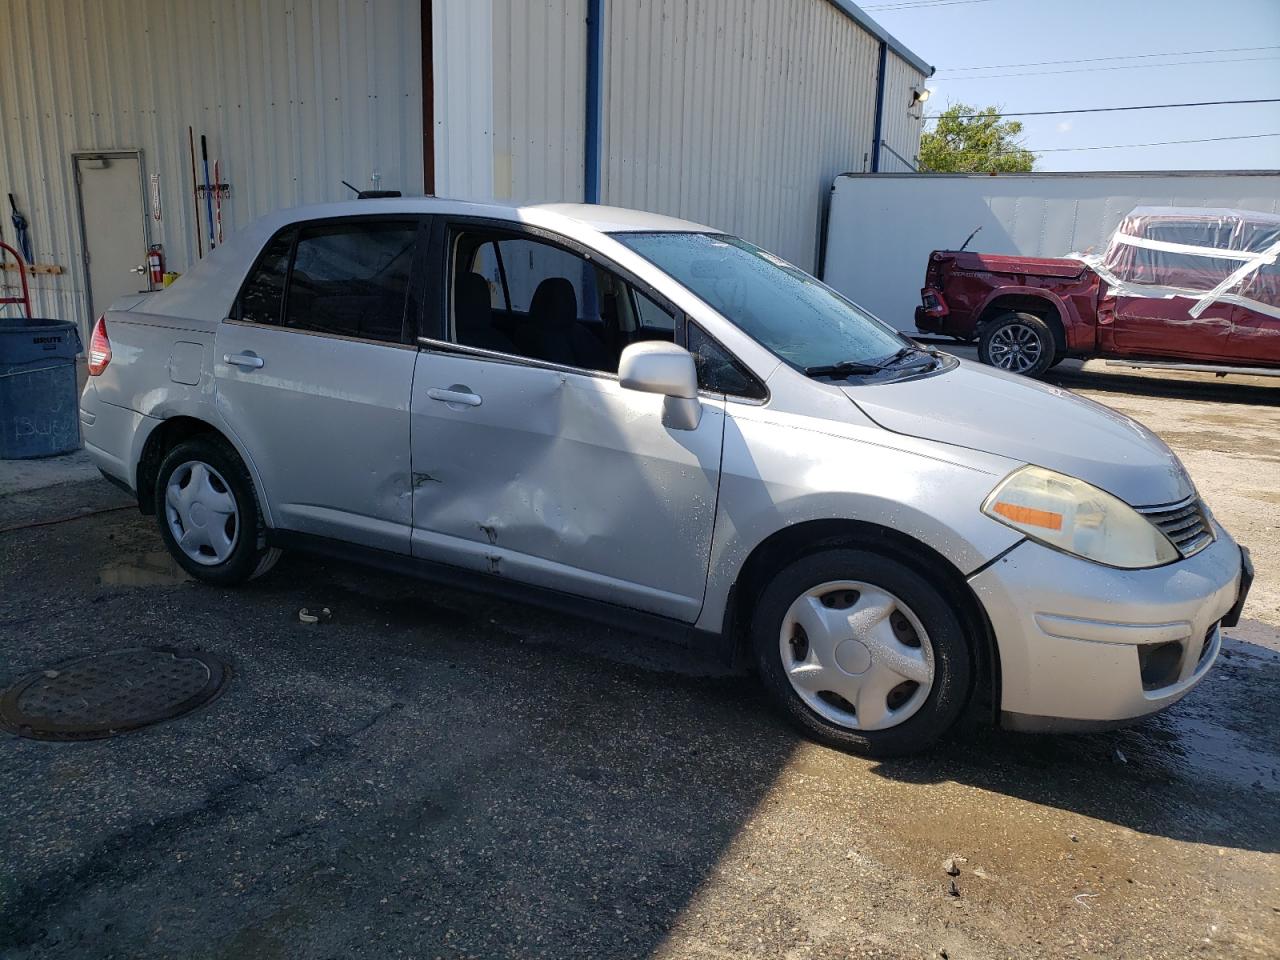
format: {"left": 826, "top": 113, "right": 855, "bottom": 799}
{"left": 0, "top": 318, "right": 83, "bottom": 459}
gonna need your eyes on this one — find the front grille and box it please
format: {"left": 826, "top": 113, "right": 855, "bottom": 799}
{"left": 1138, "top": 497, "right": 1214, "bottom": 558}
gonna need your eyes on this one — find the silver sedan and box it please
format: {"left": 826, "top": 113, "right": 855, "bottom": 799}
{"left": 78, "top": 198, "right": 1251, "bottom": 755}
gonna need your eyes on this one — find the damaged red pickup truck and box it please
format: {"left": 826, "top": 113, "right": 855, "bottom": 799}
{"left": 914, "top": 207, "right": 1280, "bottom": 377}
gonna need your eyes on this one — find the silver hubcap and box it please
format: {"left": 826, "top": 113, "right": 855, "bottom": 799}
{"left": 779, "top": 580, "right": 935, "bottom": 731}
{"left": 987, "top": 322, "right": 1042, "bottom": 373}
{"left": 165, "top": 461, "right": 240, "bottom": 565}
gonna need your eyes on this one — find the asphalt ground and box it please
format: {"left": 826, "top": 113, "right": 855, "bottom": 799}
{"left": 1, "top": 357, "right": 1278, "bottom": 959}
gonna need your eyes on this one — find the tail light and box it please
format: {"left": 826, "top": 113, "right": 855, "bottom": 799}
{"left": 919, "top": 287, "right": 948, "bottom": 317}
{"left": 88, "top": 315, "right": 111, "bottom": 375}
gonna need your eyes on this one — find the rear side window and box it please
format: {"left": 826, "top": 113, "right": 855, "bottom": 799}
{"left": 285, "top": 221, "right": 417, "bottom": 342}
{"left": 234, "top": 220, "right": 418, "bottom": 343}
{"left": 237, "top": 231, "right": 293, "bottom": 325}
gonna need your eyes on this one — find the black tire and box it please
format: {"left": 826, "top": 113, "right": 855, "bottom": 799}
{"left": 153, "top": 434, "right": 281, "bottom": 586}
{"left": 978, "top": 311, "right": 1057, "bottom": 377}
{"left": 751, "top": 548, "right": 972, "bottom": 757}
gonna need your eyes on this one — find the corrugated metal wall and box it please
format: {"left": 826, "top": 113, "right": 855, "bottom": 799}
{"left": 600, "top": 0, "right": 898, "bottom": 271}
{"left": 878, "top": 51, "right": 927, "bottom": 173}
{"left": 0, "top": 0, "right": 423, "bottom": 336}
{"left": 433, "top": 0, "right": 494, "bottom": 200}
{"left": 491, "top": 0, "right": 587, "bottom": 203}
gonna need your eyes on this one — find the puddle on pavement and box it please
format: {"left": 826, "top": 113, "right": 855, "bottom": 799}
{"left": 98, "top": 551, "right": 191, "bottom": 587}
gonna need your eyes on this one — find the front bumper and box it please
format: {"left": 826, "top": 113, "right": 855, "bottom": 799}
{"left": 969, "top": 524, "right": 1246, "bottom": 732}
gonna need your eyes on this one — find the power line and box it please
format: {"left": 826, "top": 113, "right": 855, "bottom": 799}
{"left": 938, "top": 44, "right": 1280, "bottom": 73}
{"left": 933, "top": 132, "right": 1280, "bottom": 158}
{"left": 924, "top": 98, "right": 1280, "bottom": 120}
{"left": 862, "top": 0, "right": 995, "bottom": 10}
{"left": 935, "top": 55, "right": 1280, "bottom": 81}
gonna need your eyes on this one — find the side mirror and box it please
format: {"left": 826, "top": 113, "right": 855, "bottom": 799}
{"left": 618, "top": 341, "right": 702, "bottom": 430}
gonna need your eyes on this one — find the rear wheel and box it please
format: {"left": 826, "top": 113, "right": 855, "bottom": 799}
{"left": 978, "top": 311, "right": 1056, "bottom": 377}
{"left": 751, "top": 548, "right": 972, "bottom": 757}
{"left": 154, "top": 435, "right": 280, "bottom": 585}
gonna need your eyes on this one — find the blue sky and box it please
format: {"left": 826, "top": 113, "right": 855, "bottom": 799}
{"left": 864, "top": 0, "right": 1280, "bottom": 171}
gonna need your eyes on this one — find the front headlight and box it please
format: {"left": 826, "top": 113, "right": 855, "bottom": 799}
{"left": 982, "top": 465, "right": 1179, "bottom": 569}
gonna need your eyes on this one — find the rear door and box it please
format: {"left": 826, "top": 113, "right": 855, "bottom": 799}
{"left": 408, "top": 219, "right": 726, "bottom": 621}
{"left": 1110, "top": 294, "right": 1234, "bottom": 360}
{"left": 213, "top": 216, "right": 426, "bottom": 552}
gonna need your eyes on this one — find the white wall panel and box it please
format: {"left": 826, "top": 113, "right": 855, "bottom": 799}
{"left": 824, "top": 172, "right": 1280, "bottom": 331}
{"left": 491, "top": 0, "right": 587, "bottom": 203}
{"left": 879, "top": 50, "right": 927, "bottom": 173}
{"left": 0, "top": 0, "right": 423, "bottom": 336}
{"left": 433, "top": 0, "right": 495, "bottom": 200}
{"left": 600, "top": 0, "right": 886, "bottom": 271}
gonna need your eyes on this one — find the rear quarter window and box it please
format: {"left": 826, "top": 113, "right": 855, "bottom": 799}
{"left": 236, "top": 231, "right": 293, "bottom": 325}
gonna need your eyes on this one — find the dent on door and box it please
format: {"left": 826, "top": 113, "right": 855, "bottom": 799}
{"left": 409, "top": 353, "right": 725, "bottom": 620}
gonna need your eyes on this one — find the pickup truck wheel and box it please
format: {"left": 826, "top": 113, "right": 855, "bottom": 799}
{"left": 978, "top": 312, "right": 1056, "bottom": 377}
{"left": 154, "top": 436, "right": 280, "bottom": 585}
{"left": 751, "top": 549, "right": 972, "bottom": 757}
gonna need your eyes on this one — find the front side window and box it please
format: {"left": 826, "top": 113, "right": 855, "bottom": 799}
{"left": 448, "top": 228, "right": 677, "bottom": 373}
{"left": 688, "top": 323, "right": 766, "bottom": 399}
{"left": 615, "top": 232, "right": 910, "bottom": 372}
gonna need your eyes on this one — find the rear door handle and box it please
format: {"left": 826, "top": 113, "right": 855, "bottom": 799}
{"left": 427, "top": 387, "right": 482, "bottom": 407}
{"left": 224, "top": 352, "right": 264, "bottom": 369}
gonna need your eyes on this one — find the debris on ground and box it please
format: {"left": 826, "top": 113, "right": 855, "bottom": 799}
{"left": 298, "top": 606, "right": 332, "bottom": 624}
{"left": 1074, "top": 892, "right": 1100, "bottom": 910}
{"left": 943, "top": 857, "right": 961, "bottom": 877}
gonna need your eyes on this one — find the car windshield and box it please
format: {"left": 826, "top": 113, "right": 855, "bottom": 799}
{"left": 614, "top": 232, "right": 910, "bottom": 372}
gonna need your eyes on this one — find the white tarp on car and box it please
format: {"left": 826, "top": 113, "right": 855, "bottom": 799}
{"left": 1074, "top": 207, "right": 1280, "bottom": 321}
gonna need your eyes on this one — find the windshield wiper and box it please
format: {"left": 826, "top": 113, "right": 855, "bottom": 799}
{"left": 881, "top": 345, "right": 942, "bottom": 372}
{"left": 804, "top": 359, "right": 886, "bottom": 379}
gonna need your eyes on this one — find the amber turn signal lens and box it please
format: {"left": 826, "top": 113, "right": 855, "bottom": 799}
{"left": 992, "top": 501, "right": 1063, "bottom": 531}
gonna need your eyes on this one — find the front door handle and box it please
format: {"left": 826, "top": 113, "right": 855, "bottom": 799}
{"left": 224, "top": 352, "right": 265, "bottom": 369}
{"left": 427, "top": 386, "right": 482, "bottom": 407}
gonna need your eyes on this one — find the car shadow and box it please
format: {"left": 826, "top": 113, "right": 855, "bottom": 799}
{"left": 869, "top": 630, "right": 1280, "bottom": 855}
{"left": 932, "top": 343, "right": 1280, "bottom": 406}
{"left": 1047, "top": 362, "right": 1280, "bottom": 406}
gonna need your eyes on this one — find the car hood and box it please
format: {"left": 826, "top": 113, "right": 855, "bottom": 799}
{"left": 841, "top": 359, "right": 1193, "bottom": 507}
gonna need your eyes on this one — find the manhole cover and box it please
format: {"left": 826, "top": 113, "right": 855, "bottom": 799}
{"left": 0, "top": 648, "right": 230, "bottom": 741}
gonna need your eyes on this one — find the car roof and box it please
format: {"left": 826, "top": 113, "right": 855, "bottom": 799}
{"left": 263, "top": 196, "right": 718, "bottom": 235}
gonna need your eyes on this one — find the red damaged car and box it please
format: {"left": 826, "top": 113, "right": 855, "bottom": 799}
{"left": 915, "top": 207, "right": 1280, "bottom": 377}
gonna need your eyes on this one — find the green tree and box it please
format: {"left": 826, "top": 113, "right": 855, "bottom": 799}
{"left": 918, "top": 103, "right": 1036, "bottom": 173}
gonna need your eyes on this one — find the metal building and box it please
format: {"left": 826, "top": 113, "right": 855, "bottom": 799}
{"left": 0, "top": 0, "right": 931, "bottom": 338}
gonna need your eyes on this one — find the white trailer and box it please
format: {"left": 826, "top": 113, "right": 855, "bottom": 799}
{"left": 820, "top": 171, "right": 1280, "bottom": 333}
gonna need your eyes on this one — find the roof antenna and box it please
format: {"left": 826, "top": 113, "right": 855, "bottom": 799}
{"left": 341, "top": 179, "right": 402, "bottom": 200}
{"left": 958, "top": 225, "right": 982, "bottom": 252}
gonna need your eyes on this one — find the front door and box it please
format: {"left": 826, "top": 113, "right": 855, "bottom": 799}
{"left": 408, "top": 222, "right": 725, "bottom": 622}
{"left": 1223, "top": 303, "right": 1280, "bottom": 365}
{"left": 214, "top": 216, "right": 425, "bottom": 553}
{"left": 75, "top": 151, "right": 149, "bottom": 323}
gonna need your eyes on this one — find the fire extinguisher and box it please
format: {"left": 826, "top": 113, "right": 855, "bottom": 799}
{"left": 148, "top": 243, "right": 165, "bottom": 287}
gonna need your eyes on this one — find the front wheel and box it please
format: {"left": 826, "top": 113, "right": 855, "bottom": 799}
{"left": 154, "top": 435, "right": 281, "bottom": 585}
{"left": 978, "top": 312, "right": 1056, "bottom": 377}
{"left": 751, "top": 549, "right": 972, "bottom": 757}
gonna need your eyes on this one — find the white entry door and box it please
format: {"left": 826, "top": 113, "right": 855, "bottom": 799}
{"left": 75, "top": 152, "right": 149, "bottom": 322}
